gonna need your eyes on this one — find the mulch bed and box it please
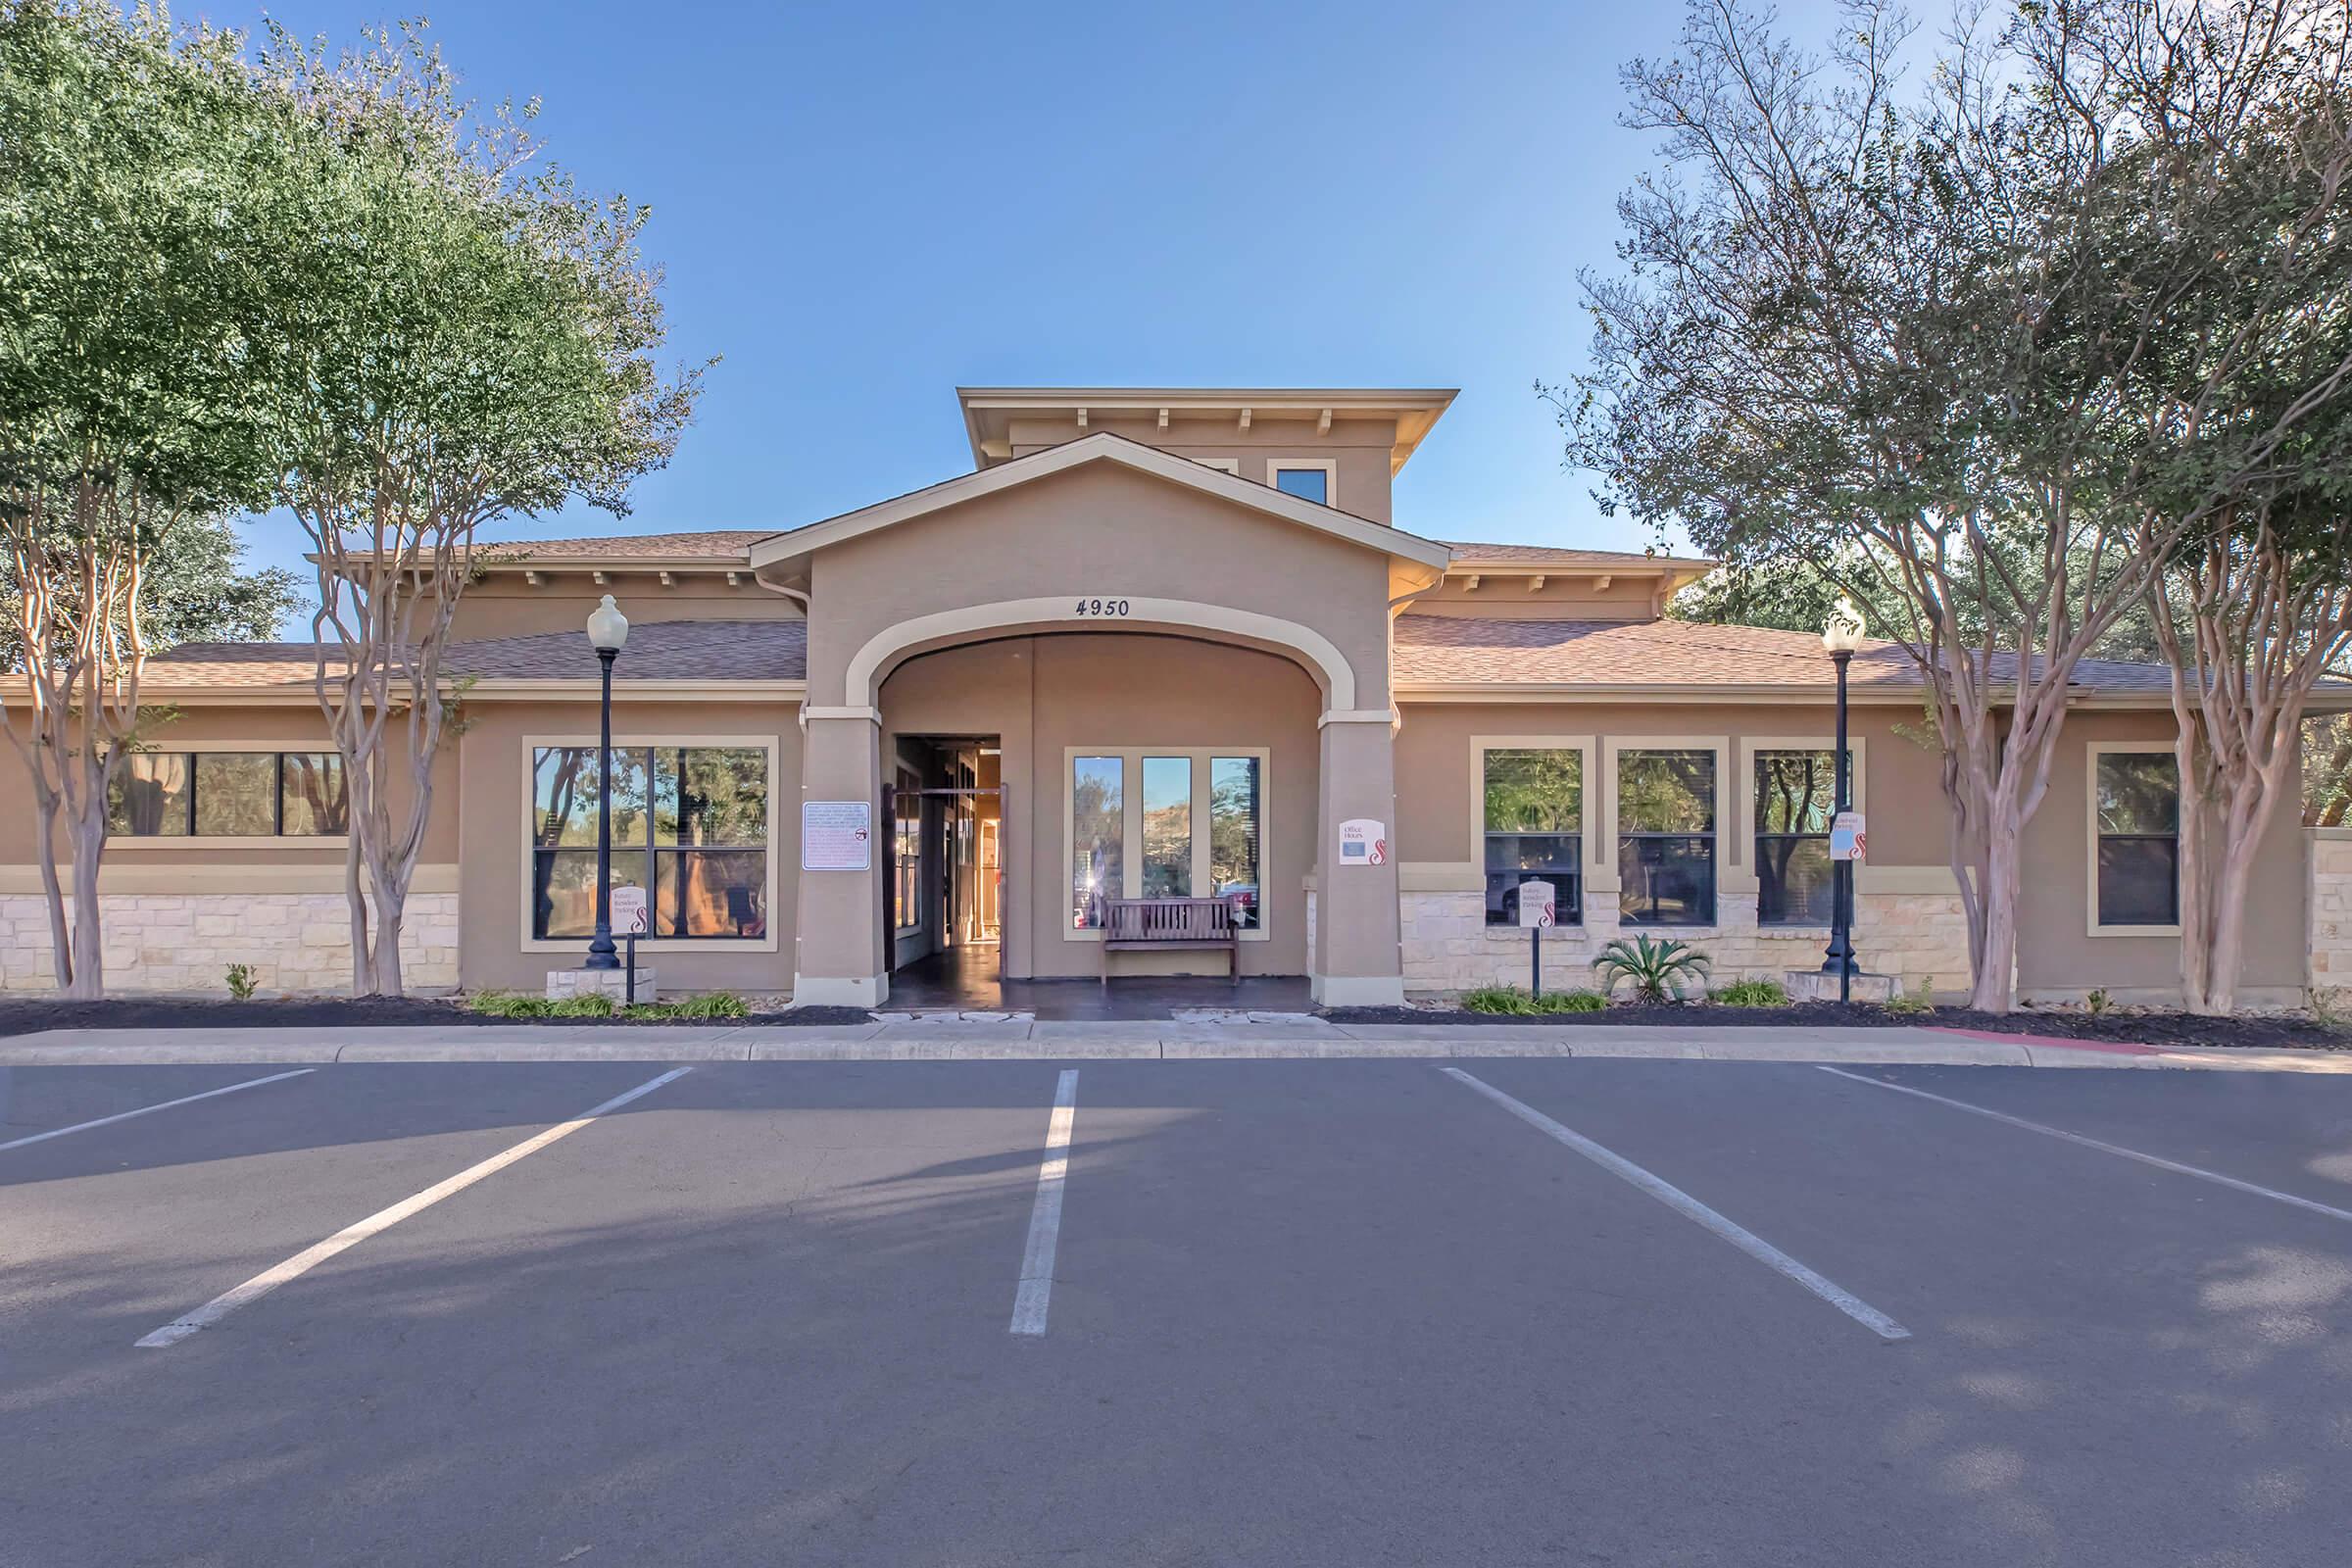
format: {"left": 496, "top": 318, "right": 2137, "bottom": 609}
{"left": 0, "top": 996, "right": 876, "bottom": 1037}
{"left": 1323, "top": 1001, "right": 2352, "bottom": 1051}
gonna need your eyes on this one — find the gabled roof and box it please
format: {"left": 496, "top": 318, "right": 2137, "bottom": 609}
{"left": 749, "top": 430, "right": 1455, "bottom": 580}
{"left": 483, "top": 530, "right": 778, "bottom": 563}
{"left": 1435, "top": 541, "right": 1716, "bottom": 572}
{"left": 956, "top": 386, "right": 1457, "bottom": 473}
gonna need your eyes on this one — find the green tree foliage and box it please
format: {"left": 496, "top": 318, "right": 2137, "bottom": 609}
{"left": 0, "top": 3, "right": 292, "bottom": 995}
{"left": 246, "top": 20, "right": 704, "bottom": 995}
{"left": 1565, "top": 0, "right": 2352, "bottom": 1012}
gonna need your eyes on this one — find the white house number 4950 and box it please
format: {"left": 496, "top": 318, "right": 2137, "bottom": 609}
{"left": 1073, "top": 598, "right": 1131, "bottom": 616}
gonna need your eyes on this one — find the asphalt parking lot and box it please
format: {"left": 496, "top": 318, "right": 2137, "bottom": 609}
{"left": 4, "top": 1056, "right": 2350, "bottom": 1567}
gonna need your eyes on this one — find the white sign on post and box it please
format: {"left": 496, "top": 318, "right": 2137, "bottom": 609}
{"left": 802, "top": 800, "right": 873, "bottom": 871}
{"left": 608, "top": 884, "right": 649, "bottom": 936}
{"left": 1517, "top": 878, "right": 1556, "bottom": 928}
{"left": 1830, "top": 810, "right": 1867, "bottom": 863}
{"left": 1338, "top": 818, "right": 1389, "bottom": 866}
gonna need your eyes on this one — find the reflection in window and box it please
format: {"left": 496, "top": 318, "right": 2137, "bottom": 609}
{"left": 1210, "top": 757, "right": 1262, "bottom": 928}
{"left": 108, "top": 754, "right": 191, "bottom": 836}
{"left": 1271, "top": 466, "right": 1329, "bottom": 505}
{"left": 529, "top": 745, "right": 766, "bottom": 940}
{"left": 1755, "top": 750, "right": 1842, "bottom": 925}
{"left": 1142, "top": 757, "right": 1193, "bottom": 897}
{"left": 894, "top": 774, "right": 921, "bottom": 932}
{"left": 1484, "top": 748, "right": 1582, "bottom": 927}
{"left": 281, "top": 754, "right": 348, "bottom": 836}
{"left": 1619, "top": 749, "right": 1716, "bottom": 925}
{"left": 107, "top": 751, "right": 350, "bottom": 839}
{"left": 1071, "top": 756, "right": 1123, "bottom": 928}
{"left": 192, "top": 753, "right": 276, "bottom": 836}
{"left": 2096, "top": 753, "right": 2180, "bottom": 926}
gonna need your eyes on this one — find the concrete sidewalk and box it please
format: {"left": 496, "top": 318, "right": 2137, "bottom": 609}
{"left": 0, "top": 1016, "right": 2344, "bottom": 1072}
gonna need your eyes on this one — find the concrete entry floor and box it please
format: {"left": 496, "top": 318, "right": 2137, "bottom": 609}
{"left": 888, "top": 945, "right": 1313, "bottom": 1020}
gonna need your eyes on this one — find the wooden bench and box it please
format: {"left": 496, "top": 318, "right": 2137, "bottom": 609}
{"left": 1099, "top": 896, "right": 1242, "bottom": 985}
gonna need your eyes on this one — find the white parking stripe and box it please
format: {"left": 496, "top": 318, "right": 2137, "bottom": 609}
{"left": 1009, "top": 1068, "right": 1079, "bottom": 1337}
{"left": 0, "top": 1069, "right": 316, "bottom": 1153}
{"left": 1444, "top": 1067, "right": 1911, "bottom": 1342}
{"left": 1818, "top": 1065, "right": 2352, "bottom": 1225}
{"left": 135, "top": 1067, "right": 692, "bottom": 1348}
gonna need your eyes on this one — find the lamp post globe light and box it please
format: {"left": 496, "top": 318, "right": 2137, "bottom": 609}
{"left": 585, "top": 594, "right": 630, "bottom": 970}
{"left": 1820, "top": 597, "right": 1866, "bottom": 997}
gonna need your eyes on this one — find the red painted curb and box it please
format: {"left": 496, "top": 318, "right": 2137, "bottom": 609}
{"left": 1927, "top": 1026, "right": 2161, "bottom": 1054}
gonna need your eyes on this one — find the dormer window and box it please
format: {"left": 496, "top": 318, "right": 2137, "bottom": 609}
{"left": 1270, "top": 461, "right": 1336, "bottom": 507}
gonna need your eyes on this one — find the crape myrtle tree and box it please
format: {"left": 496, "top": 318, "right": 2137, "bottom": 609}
{"left": 1563, "top": 0, "right": 2352, "bottom": 1012}
{"left": 0, "top": 5, "right": 288, "bottom": 996}
{"left": 255, "top": 22, "right": 702, "bottom": 995}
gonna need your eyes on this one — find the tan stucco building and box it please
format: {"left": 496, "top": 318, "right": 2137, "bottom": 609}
{"left": 5, "top": 385, "right": 2344, "bottom": 1008}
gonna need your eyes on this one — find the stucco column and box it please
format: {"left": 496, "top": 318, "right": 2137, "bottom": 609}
{"left": 792, "top": 712, "right": 890, "bottom": 1006}
{"left": 1311, "top": 714, "right": 1405, "bottom": 1006}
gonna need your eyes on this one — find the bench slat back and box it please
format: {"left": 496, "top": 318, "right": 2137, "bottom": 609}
{"left": 1102, "top": 896, "right": 1235, "bottom": 942}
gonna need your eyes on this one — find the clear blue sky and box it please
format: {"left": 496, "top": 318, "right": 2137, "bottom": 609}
{"left": 212, "top": 0, "right": 1841, "bottom": 602}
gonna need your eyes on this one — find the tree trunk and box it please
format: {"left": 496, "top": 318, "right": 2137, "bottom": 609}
{"left": 344, "top": 838, "right": 374, "bottom": 996}
{"left": 370, "top": 900, "right": 405, "bottom": 997}
{"left": 64, "top": 788, "right": 107, "bottom": 1000}
{"left": 2201, "top": 831, "right": 2260, "bottom": 1016}
{"left": 1968, "top": 797, "right": 2024, "bottom": 1012}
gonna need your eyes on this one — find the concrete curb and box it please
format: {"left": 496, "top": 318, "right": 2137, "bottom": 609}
{"left": 0, "top": 1021, "right": 2346, "bottom": 1071}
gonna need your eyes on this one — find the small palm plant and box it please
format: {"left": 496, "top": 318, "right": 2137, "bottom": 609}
{"left": 1592, "top": 936, "right": 1711, "bottom": 1003}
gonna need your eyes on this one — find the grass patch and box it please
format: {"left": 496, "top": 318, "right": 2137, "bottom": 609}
{"left": 466, "top": 989, "right": 750, "bottom": 1021}
{"left": 1710, "top": 979, "right": 1789, "bottom": 1007}
{"left": 1462, "top": 985, "right": 1608, "bottom": 1015}
{"left": 1885, "top": 976, "right": 1936, "bottom": 1015}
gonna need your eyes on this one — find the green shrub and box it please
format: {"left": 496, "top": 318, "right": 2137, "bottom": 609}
{"left": 1885, "top": 976, "right": 1935, "bottom": 1015}
{"left": 224, "top": 963, "right": 259, "bottom": 1001}
{"left": 1463, "top": 985, "right": 1606, "bottom": 1015}
{"left": 2084, "top": 987, "right": 2115, "bottom": 1017}
{"left": 663, "top": 989, "right": 749, "bottom": 1019}
{"left": 467, "top": 991, "right": 553, "bottom": 1018}
{"left": 549, "top": 992, "right": 617, "bottom": 1018}
{"left": 1711, "top": 978, "right": 1788, "bottom": 1007}
{"left": 1592, "top": 936, "right": 1711, "bottom": 1003}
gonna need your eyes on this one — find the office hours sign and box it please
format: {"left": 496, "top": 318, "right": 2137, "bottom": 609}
{"left": 803, "top": 801, "right": 873, "bottom": 871}
{"left": 1338, "top": 818, "right": 1388, "bottom": 867}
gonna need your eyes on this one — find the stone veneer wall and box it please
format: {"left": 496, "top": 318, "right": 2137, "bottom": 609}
{"left": 1399, "top": 884, "right": 1971, "bottom": 1000}
{"left": 0, "top": 892, "right": 462, "bottom": 996}
{"left": 2309, "top": 831, "right": 2352, "bottom": 1004}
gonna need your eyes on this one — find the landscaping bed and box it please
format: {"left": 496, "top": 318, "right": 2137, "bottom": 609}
{"left": 0, "top": 995, "right": 876, "bottom": 1037}
{"left": 1324, "top": 999, "right": 2352, "bottom": 1050}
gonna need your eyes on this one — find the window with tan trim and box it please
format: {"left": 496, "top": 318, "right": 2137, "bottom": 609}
{"left": 2091, "top": 749, "right": 2180, "bottom": 930}
{"left": 108, "top": 751, "right": 348, "bottom": 839}
{"left": 527, "top": 743, "right": 771, "bottom": 943}
{"left": 1065, "top": 746, "right": 1268, "bottom": 937}
{"left": 1267, "top": 458, "right": 1337, "bottom": 508}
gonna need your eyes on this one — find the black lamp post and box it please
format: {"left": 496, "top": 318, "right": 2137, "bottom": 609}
{"left": 584, "top": 593, "right": 629, "bottom": 970}
{"left": 1821, "top": 596, "right": 1865, "bottom": 999}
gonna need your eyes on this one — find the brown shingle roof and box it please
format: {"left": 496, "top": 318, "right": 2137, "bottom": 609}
{"left": 150, "top": 619, "right": 808, "bottom": 687}
{"left": 449, "top": 618, "right": 807, "bottom": 681}
{"left": 478, "top": 529, "right": 776, "bottom": 561}
{"left": 1393, "top": 614, "right": 2180, "bottom": 692}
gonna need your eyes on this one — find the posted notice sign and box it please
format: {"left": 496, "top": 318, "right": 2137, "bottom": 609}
{"left": 1830, "top": 810, "right": 1867, "bottom": 862}
{"left": 1518, "top": 878, "right": 1555, "bottom": 928}
{"left": 1338, "top": 818, "right": 1388, "bottom": 866}
{"left": 609, "top": 884, "right": 650, "bottom": 935}
{"left": 803, "top": 800, "right": 873, "bottom": 871}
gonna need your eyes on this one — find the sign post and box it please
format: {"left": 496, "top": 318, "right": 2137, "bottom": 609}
{"left": 609, "top": 886, "right": 649, "bottom": 1004}
{"left": 1518, "top": 878, "right": 1556, "bottom": 998}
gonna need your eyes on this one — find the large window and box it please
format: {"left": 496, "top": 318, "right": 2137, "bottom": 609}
{"left": 2095, "top": 752, "right": 2180, "bottom": 927}
{"left": 530, "top": 744, "right": 768, "bottom": 941}
{"left": 1070, "top": 756, "right": 1124, "bottom": 929}
{"left": 893, "top": 772, "right": 922, "bottom": 933}
{"left": 1619, "top": 749, "right": 1716, "bottom": 925}
{"left": 1483, "top": 748, "right": 1582, "bottom": 926}
{"left": 1069, "top": 748, "right": 1267, "bottom": 932}
{"left": 1754, "top": 750, "right": 1842, "bottom": 925}
{"left": 108, "top": 751, "right": 347, "bottom": 838}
